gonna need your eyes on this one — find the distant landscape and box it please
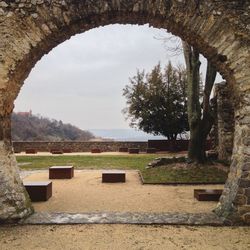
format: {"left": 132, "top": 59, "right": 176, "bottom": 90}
{"left": 11, "top": 112, "right": 95, "bottom": 141}
{"left": 89, "top": 129, "right": 167, "bottom": 141}
{"left": 11, "top": 112, "right": 170, "bottom": 142}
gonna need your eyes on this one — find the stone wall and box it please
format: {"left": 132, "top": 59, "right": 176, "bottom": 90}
{"left": 214, "top": 82, "right": 235, "bottom": 162}
{"left": 0, "top": 0, "right": 249, "bottom": 224}
{"left": 0, "top": 141, "right": 33, "bottom": 222}
{"left": 12, "top": 140, "right": 202, "bottom": 152}
{"left": 13, "top": 141, "right": 148, "bottom": 152}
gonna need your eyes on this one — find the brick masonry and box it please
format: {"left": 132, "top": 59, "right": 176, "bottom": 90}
{"left": 212, "top": 82, "right": 235, "bottom": 163}
{"left": 0, "top": 1, "right": 249, "bottom": 224}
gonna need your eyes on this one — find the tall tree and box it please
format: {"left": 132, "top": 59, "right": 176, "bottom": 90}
{"left": 182, "top": 41, "right": 217, "bottom": 163}
{"left": 123, "top": 62, "right": 189, "bottom": 142}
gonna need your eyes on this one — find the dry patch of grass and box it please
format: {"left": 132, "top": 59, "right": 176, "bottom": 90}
{"left": 141, "top": 163, "right": 228, "bottom": 184}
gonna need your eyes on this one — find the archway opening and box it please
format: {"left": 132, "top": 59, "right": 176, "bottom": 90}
{"left": 13, "top": 24, "right": 227, "bottom": 216}
{"left": 0, "top": 1, "right": 249, "bottom": 224}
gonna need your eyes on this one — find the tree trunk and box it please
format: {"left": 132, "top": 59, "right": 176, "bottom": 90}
{"left": 182, "top": 42, "right": 217, "bottom": 163}
{"left": 182, "top": 41, "right": 205, "bottom": 163}
{"left": 201, "top": 61, "right": 217, "bottom": 142}
{"left": 188, "top": 123, "right": 206, "bottom": 162}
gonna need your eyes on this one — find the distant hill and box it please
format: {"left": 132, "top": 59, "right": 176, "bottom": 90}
{"left": 11, "top": 112, "right": 95, "bottom": 141}
{"left": 89, "top": 129, "right": 168, "bottom": 141}
{"left": 89, "top": 129, "right": 189, "bottom": 141}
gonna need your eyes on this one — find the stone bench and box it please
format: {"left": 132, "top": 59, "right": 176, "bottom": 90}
{"left": 25, "top": 148, "right": 37, "bottom": 154}
{"left": 146, "top": 148, "right": 157, "bottom": 153}
{"left": 128, "top": 148, "right": 139, "bottom": 154}
{"left": 49, "top": 166, "right": 74, "bottom": 179}
{"left": 63, "top": 149, "right": 72, "bottom": 153}
{"left": 102, "top": 170, "right": 126, "bottom": 183}
{"left": 50, "top": 149, "right": 63, "bottom": 154}
{"left": 24, "top": 181, "right": 52, "bottom": 201}
{"left": 91, "top": 148, "right": 101, "bottom": 153}
{"left": 194, "top": 189, "right": 223, "bottom": 201}
{"left": 119, "top": 147, "right": 128, "bottom": 152}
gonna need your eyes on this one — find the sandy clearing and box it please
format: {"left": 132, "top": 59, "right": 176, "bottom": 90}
{"left": 0, "top": 224, "right": 249, "bottom": 250}
{"left": 23, "top": 170, "right": 223, "bottom": 213}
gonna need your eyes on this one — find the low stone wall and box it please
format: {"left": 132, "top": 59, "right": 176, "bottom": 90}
{"left": 13, "top": 140, "right": 212, "bottom": 153}
{"left": 12, "top": 141, "right": 148, "bottom": 153}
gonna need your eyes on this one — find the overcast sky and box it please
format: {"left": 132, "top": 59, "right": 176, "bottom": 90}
{"left": 14, "top": 24, "right": 218, "bottom": 130}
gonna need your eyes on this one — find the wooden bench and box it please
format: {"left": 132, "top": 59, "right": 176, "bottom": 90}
{"left": 25, "top": 148, "right": 37, "bottom": 154}
{"left": 91, "top": 148, "right": 101, "bottom": 153}
{"left": 146, "top": 148, "right": 157, "bottom": 153}
{"left": 128, "top": 148, "right": 139, "bottom": 154}
{"left": 194, "top": 189, "right": 223, "bottom": 201}
{"left": 24, "top": 181, "right": 52, "bottom": 201}
{"left": 49, "top": 166, "right": 74, "bottom": 179}
{"left": 119, "top": 147, "right": 128, "bottom": 152}
{"left": 102, "top": 170, "right": 126, "bottom": 183}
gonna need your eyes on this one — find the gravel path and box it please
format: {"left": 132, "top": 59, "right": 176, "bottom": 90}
{"left": 23, "top": 170, "right": 223, "bottom": 213}
{"left": 0, "top": 224, "right": 249, "bottom": 250}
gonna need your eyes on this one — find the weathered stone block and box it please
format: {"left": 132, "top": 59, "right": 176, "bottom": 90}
{"left": 234, "top": 194, "right": 247, "bottom": 206}
{"left": 102, "top": 171, "right": 126, "bottom": 183}
{"left": 238, "top": 205, "right": 250, "bottom": 216}
{"left": 50, "top": 150, "right": 63, "bottom": 154}
{"left": 242, "top": 163, "right": 250, "bottom": 171}
{"left": 24, "top": 181, "right": 52, "bottom": 202}
{"left": 243, "top": 213, "right": 250, "bottom": 224}
{"left": 25, "top": 148, "right": 37, "bottom": 154}
{"left": 146, "top": 148, "right": 157, "bottom": 153}
{"left": 194, "top": 189, "right": 223, "bottom": 201}
{"left": 63, "top": 148, "right": 72, "bottom": 153}
{"left": 119, "top": 147, "right": 128, "bottom": 152}
{"left": 91, "top": 148, "right": 101, "bottom": 153}
{"left": 128, "top": 148, "right": 139, "bottom": 154}
{"left": 49, "top": 166, "right": 74, "bottom": 179}
{"left": 239, "top": 179, "right": 250, "bottom": 188}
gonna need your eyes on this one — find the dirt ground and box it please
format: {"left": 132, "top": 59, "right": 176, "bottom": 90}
{"left": 0, "top": 224, "right": 249, "bottom": 250}
{"left": 23, "top": 170, "right": 223, "bottom": 213}
{"left": 4, "top": 170, "right": 249, "bottom": 250}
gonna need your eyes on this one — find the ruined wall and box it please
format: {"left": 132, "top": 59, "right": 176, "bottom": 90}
{"left": 0, "top": 0, "right": 249, "bottom": 223}
{"left": 215, "top": 82, "right": 235, "bottom": 163}
{"left": 0, "top": 114, "right": 33, "bottom": 222}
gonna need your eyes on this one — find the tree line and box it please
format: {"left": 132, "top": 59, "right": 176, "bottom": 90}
{"left": 11, "top": 112, "right": 95, "bottom": 141}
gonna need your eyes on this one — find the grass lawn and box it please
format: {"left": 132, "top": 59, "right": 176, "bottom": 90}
{"left": 16, "top": 154, "right": 228, "bottom": 184}
{"left": 141, "top": 164, "right": 228, "bottom": 184}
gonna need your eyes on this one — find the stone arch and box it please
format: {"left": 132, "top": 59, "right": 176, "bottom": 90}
{"left": 0, "top": 1, "right": 249, "bottom": 224}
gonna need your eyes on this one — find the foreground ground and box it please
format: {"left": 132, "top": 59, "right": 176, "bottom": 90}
{"left": 23, "top": 170, "right": 223, "bottom": 213}
{"left": 0, "top": 224, "right": 249, "bottom": 250}
{"left": 6, "top": 154, "right": 248, "bottom": 249}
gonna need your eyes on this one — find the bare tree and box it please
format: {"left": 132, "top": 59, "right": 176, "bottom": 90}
{"left": 182, "top": 41, "right": 217, "bottom": 163}
{"left": 157, "top": 34, "right": 217, "bottom": 163}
